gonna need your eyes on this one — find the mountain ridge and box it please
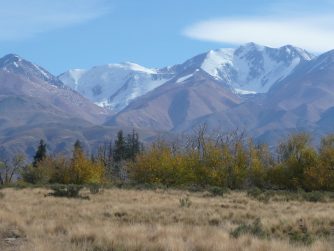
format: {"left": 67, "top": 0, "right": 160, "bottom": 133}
{"left": 1, "top": 42, "right": 334, "bottom": 158}
{"left": 59, "top": 43, "right": 314, "bottom": 112}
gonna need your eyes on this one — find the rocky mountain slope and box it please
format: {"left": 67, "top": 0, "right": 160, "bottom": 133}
{"left": 0, "top": 54, "right": 113, "bottom": 158}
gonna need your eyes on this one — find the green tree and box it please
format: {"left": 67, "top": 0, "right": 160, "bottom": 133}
{"left": 33, "top": 139, "right": 47, "bottom": 167}
{"left": 114, "top": 130, "right": 126, "bottom": 162}
{"left": 73, "top": 140, "right": 83, "bottom": 156}
{"left": 125, "top": 130, "right": 142, "bottom": 161}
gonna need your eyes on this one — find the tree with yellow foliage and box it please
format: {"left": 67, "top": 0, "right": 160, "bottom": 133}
{"left": 69, "top": 140, "right": 104, "bottom": 184}
{"left": 247, "top": 141, "right": 268, "bottom": 188}
{"left": 304, "top": 135, "right": 334, "bottom": 191}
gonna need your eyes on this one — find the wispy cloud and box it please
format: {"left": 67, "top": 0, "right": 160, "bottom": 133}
{"left": 183, "top": 3, "right": 334, "bottom": 52}
{"left": 0, "top": 0, "right": 111, "bottom": 41}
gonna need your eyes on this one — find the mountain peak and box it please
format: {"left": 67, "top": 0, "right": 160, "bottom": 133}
{"left": 0, "top": 53, "right": 23, "bottom": 67}
{"left": 195, "top": 43, "right": 315, "bottom": 93}
{"left": 234, "top": 43, "right": 314, "bottom": 61}
{"left": 279, "top": 45, "right": 314, "bottom": 61}
{"left": 241, "top": 42, "right": 265, "bottom": 50}
{"left": 0, "top": 54, "right": 64, "bottom": 87}
{"left": 2, "top": 53, "right": 21, "bottom": 59}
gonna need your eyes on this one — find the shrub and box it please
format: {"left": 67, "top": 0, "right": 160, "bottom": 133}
{"left": 247, "top": 188, "right": 271, "bottom": 202}
{"left": 207, "top": 186, "right": 225, "bottom": 196}
{"left": 48, "top": 184, "right": 84, "bottom": 198}
{"left": 302, "top": 191, "right": 325, "bottom": 202}
{"left": 247, "top": 187, "right": 262, "bottom": 198}
{"left": 21, "top": 164, "right": 52, "bottom": 184}
{"left": 21, "top": 156, "right": 69, "bottom": 184}
{"left": 230, "top": 218, "right": 267, "bottom": 239}
{"left": 289, "top": 231, "right": 313, "bottom": 245}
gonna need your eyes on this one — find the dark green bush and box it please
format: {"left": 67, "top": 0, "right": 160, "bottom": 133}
{"left": 207, "top": 186, "right": 225, "bottom": 196}
{"left": 48, "top": 184, "right": 83, "bottom": 198}
{"left": 289, "top": 231, "right": 314, "bottom": 245}
{"left": 247, "top": 188, "right": 270, "bottom": 202}
{"left": 247, "top": 187, "right": 262, "bottom": 198}
{"left": 302, "top": 191, "right": 325, "bottom": 202}
{"left": 230, "top": 218, "right": 267, "bottom": 239}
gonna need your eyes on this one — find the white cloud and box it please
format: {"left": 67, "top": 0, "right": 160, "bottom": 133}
{"left": 0, "top": 0, "right": 111, "bottom": 40}
{"left": 183, "top": 16, "right": 334, "bottom": 52}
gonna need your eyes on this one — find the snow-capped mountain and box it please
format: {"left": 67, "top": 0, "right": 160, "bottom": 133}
{"left": 170, "top": 43, "right": 314, "bottom": 94}
{"left": 59, "top": 62, "right": 174, "bottom": 111}
{"left": 2, "top": 44, "right": 334, "bottom": 158}
{"left": 60, "top": 43, "right": 314, "bottom": 112}
{"left": 0, "top": 54, "right": 64, "bottom": 87}
{"left": 184, "top": 49, "right": 334, "bottom": 145}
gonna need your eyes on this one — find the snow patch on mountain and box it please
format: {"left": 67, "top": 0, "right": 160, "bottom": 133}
{"left": 234, "top": 88, "right": 257, "bottom": 95}
{"left": 60, "top": 69, "right": 86, "bottom": 90}
{"left": 176, "top": 73, "right": 193, "bottom": 83}
{"left": 59, "top": 63, "right": 172, "bottom": 111}
{"left": 112, "top": 62, "right": 157, "bottom": 74}
{"left": 201, "top": 49, "right": 234, "bottom": 79}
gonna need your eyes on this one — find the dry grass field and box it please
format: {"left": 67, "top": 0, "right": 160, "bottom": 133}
{"left": 0, "top": 188, "right": 333, "bottom": 251}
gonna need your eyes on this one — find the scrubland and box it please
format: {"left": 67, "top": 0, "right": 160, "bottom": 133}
{"left": 0, "top": 188, "right": 333, "bottom": 251}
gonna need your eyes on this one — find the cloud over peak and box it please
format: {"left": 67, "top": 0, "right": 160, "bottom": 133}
{"left": 183, "top": 16, "right": 334, "bottom": 52}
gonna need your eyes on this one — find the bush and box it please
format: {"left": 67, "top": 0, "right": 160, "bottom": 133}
{"left": 207, "top": 186, "right": 225, "bottom": 196}
{"left": 247, "top": 187, "right": 262, "bottom": 198}
{"left": 21, "top": 164, "right": 52, "bottom": 184}
{"left": 48, "top": 184, "right": 84, "bottom": 198}
{"left": 230, "top": 218, "right": 267, "bottom": 239}
{"left": 247, "top": 188, "right": 271, "bottom": 202}
{"left": 302, "top": 191, "right": 325, "bottom": 202}
{"left": 289, "top": 231, "right": 313, "bottom": 245}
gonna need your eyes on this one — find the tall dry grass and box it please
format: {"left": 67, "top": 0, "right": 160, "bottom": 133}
{"left": 0, "top": 188, "right": 333, "bottom": 251}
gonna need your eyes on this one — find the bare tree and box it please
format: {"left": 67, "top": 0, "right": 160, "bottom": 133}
{"left": 0, "top": 154, "right": 26, "bottom": 185}
{"left": 185, "top": 123, "right": 208, "bottom": 160}
{"left": 96, "top": 140, "right": 114, "bottom": 177}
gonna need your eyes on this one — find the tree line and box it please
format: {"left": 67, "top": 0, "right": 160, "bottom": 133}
{"left": 0, "top": 128, "right": 333, "bottom": 191}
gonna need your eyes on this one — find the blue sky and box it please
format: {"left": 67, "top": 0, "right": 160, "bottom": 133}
{"left": 0, "top": 0, "right": 333, "bottom": 75}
